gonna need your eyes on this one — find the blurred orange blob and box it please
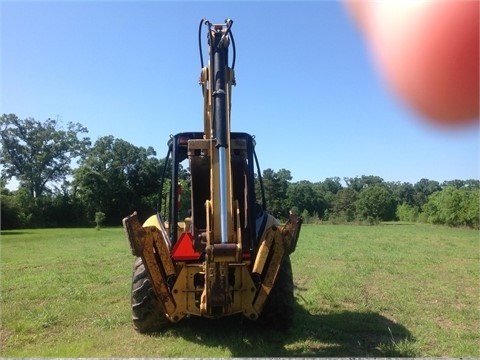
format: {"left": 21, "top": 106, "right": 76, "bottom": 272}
{"left": 347, "top": 1, "right": 479, "bottom": 125}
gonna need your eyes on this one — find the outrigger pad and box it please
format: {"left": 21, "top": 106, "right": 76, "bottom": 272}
{"left": 283, "top": 213, "right": 303, "bottom": 254}
{"left": 123, "top": 212, "right": 144, "bottom": 256}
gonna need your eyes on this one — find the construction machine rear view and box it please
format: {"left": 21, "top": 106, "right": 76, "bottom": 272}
{"left": 123, "top": 19, "right": 302, "bottom": 333}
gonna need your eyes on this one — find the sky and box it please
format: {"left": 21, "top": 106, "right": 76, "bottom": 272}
{"left": 2, "top": 1, "right": 479, "bottom": 188}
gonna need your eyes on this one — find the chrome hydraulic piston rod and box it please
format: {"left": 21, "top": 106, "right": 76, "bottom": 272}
{"left": 210, "top": 20, "right": 232, "bottom": 244}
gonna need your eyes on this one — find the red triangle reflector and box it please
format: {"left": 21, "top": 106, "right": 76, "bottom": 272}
{"left": 171, "top": 232, "right": 201, "bottom": 261}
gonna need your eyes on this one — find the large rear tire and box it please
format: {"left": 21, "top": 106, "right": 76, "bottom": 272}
{"left": 257, "top": 256, "right": 295, "bottom": 330}
{"left": 131, "top": 257, "right": 169, "bottom": 333}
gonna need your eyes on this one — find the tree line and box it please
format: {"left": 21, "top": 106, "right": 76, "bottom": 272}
{"left": 1, "top": 114, "right": 479, "bottom": 229}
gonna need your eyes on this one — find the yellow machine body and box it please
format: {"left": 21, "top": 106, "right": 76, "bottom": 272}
{"left": 122, "top": 19, "right": 302, "bottom": 332}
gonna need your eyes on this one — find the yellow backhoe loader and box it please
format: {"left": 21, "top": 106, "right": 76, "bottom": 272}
{"left": 123, "top": 19, "right": 302, "bottom": 333}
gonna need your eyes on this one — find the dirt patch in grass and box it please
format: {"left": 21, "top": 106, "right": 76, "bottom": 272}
{"left": 0, "top": 327, "right": 13, "bottom": 349}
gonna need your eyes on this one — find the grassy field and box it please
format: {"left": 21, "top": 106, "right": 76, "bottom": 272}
{"left": 1, "top": 224, "right": 478, "bottom": 357}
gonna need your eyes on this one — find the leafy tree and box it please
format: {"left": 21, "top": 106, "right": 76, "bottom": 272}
{"left": 1, "top": 181, "right": 21, "bottom": 229}
{"left": 0, "top": 114, "right": 90, "bottom": 198}
{"left": 423, "top": 188, "right": 451, "bottom": 225}
{"left": 441, "top": 179, "right": 466, "bottom": 189}
{"left": 43, "top": 185, "right": 87, "bottom": 227}
{"left": 396, "top": 203, "right": 419, "bottom": 222}
{"left": 442, "top": 179, "right": 480, "bottom": 190}
{"left": 344, "top": 175, "right": 384, "bottom": 192}
{"left": 6, "top": 187, "right": 38, "bottom": 227}
{"left": 463, "top": 189, "right": 480, "bottom": 229}
{"left": 95, "top": 211, "right": 106, "bottom": 230}
{"left": 344, "top": 176, "right": 364, "bottom": 192}
{"left": 317, "top": 177, "right": 343, "bottom": 214}
{"left": 74, "top": 136, "right": 161, "bottom": 225}
{"left": 258, "top": 168, "right": 292, "bottom": 219}
{"left": 464, "top": 179, "right": 480, "bottom": 189}
{"left": 287, "top": 180, "right": 327, "bottom": 218}
{"left": 356, "top": 184, "right": 397, "bottom": 222}
{"left": 413, "top": 178, "right": 441, "bottom": 208}
{"left": 331, "top": 188, "right": 358, "bottom": 222}
{"left": 388, "top": 181, "right": 416, "bottom": 206}
{"left": 423, "top": 186, "right": 479, "bottom": 228}
{"left": 320, "top": 177, "right": 343, "bottom": 195}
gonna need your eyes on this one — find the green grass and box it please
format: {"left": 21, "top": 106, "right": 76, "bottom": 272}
{"left": 1, "top": 224, "right": 478, "bottom": 357}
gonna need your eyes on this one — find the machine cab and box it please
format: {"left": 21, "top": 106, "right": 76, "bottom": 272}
{"left": 159, "top": 132, "right": 265, "bottom": 256}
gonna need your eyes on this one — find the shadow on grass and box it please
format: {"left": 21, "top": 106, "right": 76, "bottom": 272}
{"left": 149, "top": 300, "right": 416, "bottom": 357}
{"left": 381, "top": 222, "right": 417, "bottom": 226}
{"left": 0, "top": 230, "right": 31, "bottom": 236}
